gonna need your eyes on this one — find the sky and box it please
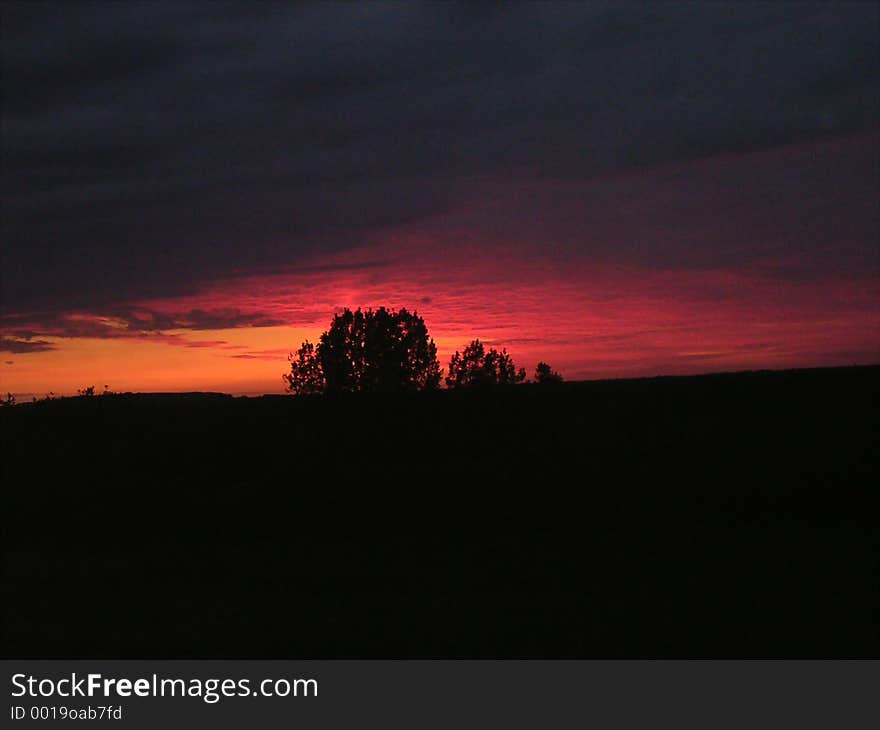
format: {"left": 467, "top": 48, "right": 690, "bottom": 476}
{"left": 2, "top": 1, "right": 878, "bottom": 397}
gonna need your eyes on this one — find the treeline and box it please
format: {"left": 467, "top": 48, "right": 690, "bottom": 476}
{"left": 2, "top": 385, "right": 117, "bottom": 407}
{"left": 284, "top": 307, "right": 562, "bottom": 395}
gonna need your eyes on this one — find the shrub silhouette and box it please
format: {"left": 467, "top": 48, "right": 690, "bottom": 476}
{"left": 285, "top": 307, "right": 441, "bottom": 395}
{"left": 445, "top": 339, "right": 526, "bottom": 389}
{"left": 535, "top": 362, "right": 563, "bottom": 384}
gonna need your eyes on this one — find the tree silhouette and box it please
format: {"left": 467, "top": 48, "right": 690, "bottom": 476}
{"left": 445, "top": 339, "right": 526, "bottom": 389}
{"left": 534, "top": 362, "right": 563, "bottom": 384}
{"left": 285, "top": 307, "right": 441, "bottom": 395}
{"left": 283, "top": 340, "right": 324, "bottom": 395}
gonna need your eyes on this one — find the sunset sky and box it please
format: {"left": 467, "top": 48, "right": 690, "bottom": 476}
{"left": 3, "top": 2, "right": 878, "bottom": 397}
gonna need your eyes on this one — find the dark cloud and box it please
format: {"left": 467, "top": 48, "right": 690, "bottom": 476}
{"left": 230, "top": 349, "right": 291, "bottom": 361}
{"left": 3, "top": 2, "right": 877, "bottom": 312}
{"left": 121, "top": 307, "right": 286, "bottom": 332}
{"left": 0, "top": 307, "right": 286, "bottom": 345}
{"left": 0, "top": 338, "right": 57, "bottom": 354}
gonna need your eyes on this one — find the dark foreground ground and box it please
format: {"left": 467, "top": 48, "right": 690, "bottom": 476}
{"left": 2, "top": 366, "right": 878, "bottom": 657}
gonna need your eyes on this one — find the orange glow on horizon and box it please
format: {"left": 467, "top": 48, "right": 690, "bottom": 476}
{"left": 3, "top": 250, "right": 877, "bottom": 398}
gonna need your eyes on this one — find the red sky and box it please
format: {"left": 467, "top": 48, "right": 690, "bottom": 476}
{"left": 3, "top": 134, "right": 878, "bottom": 397}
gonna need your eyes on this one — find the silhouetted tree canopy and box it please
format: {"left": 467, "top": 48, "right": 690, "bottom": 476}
{"left": 285, "top": 307, "right": 441, "bottom": 395}
{"left": 445, "top": 339, "right": 526, "bottom": 389}
{"left": 534, "top": 362, "right": 563, "bottom": 384}
{"left": 283, "top": 340, "right": 324, "bottom": 395}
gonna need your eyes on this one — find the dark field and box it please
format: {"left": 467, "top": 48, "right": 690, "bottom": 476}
{"left": 2, "top": 366, "right": 878, "bottom": 657}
